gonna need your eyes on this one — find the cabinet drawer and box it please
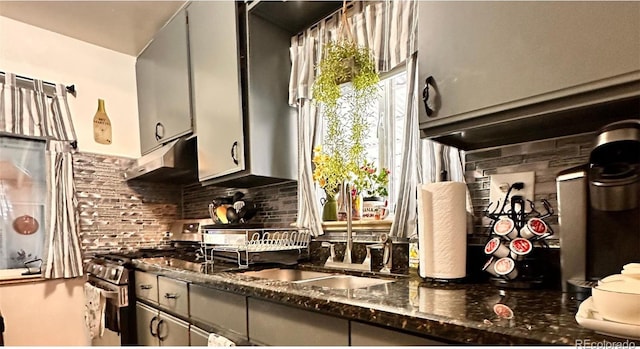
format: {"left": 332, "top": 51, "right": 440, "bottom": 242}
{"left": 350, "top": 321, "right": 445, "bottom": 346}
{"left": 135, "top": 271, "right": 159, "bottom": 304}
{"left": 189, "top": 284, "right": 247, "bottom": 338}
{"left": 247, "top": 298, "right": 348, "bottom": 346}
{"left": 158, "top": 276, "right": 189, "bottom": 318}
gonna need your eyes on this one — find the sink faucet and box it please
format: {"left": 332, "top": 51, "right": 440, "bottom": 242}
{"left": 321, "top": 184, "right": 392, "bottom": 272}
{"left": 344, "top": 183, "right": 353, "bottom": 264}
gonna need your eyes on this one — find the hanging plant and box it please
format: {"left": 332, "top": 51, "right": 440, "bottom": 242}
{"left": 311, "top": 19, "right": 380, "bottom": 197}
{"left": 313, "top": 41, "right": 379, "bottom": 107}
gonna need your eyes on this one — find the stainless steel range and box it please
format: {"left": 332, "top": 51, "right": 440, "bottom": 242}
{"left": 85, "top": 253, "right": 137, "bottom": 346}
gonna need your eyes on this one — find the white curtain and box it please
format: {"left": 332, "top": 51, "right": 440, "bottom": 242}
{"left": 389, "top": 52, "right": 419, "bottom": 239}
{"left": 0, "top": 73, "right": 82, "bottom": 278}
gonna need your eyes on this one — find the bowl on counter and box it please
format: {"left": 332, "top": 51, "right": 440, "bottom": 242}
{"left": 591, "top": 266, "right": 640, "bottom": 325}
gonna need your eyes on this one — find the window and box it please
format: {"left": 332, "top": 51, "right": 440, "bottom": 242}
{"left": 0, "top": 135, "right": 46, "bottom": 271}
{"left": 368, "top": 68, "right": 407, "bottom": 212}
{"left": 319, "top": 67, "right": 408, "bottom": 213}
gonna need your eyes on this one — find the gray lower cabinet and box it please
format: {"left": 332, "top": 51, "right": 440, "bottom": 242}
{"left": 158, "top": 311, "right": 191, "bottom": 346}
{"left": 189, "top": 326, "right": 210, "bottom": 347}
{"left": 136, "top": 302, "right": 190, "bottom": 346}
{"left": 136, "top": 302, "right": 158, "bottom": 346}
{"left": 189, "top": 284, "right": 247, "bottom": 338}
{"left": 247, "top": 298, "right": 349, "bottom": 346}
{"left": 350, "top": 321, "right": 446, "bottom": 346}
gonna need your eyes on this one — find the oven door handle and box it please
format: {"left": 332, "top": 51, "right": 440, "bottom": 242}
{"left": 157, "top": 319, "right": 167, "bottom": 341}
{"left": 150, "top": 316, "right": 159, "bottom": 337}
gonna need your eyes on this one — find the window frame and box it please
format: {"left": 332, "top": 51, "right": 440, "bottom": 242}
{"left": 0, "top": 132, "right": 48, "bottom": 280}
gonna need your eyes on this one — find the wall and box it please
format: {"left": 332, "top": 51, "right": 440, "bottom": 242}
{"left": 0, "top": 277, "right": 89, "bottom": 346}
{"left": 465, "top": 132, "right": 595, "bottom": 239}
{"left": 0, "top": 16, "right": 140, "bottom": 158}
{"left": 74, "top": 152, "right": 181, "bottom": 258}
{"left": 0, "top": 17, "right": 143, "bottom": 345}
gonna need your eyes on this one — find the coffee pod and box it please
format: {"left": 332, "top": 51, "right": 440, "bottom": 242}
{"left": 493, "top": 303, "right": 514, "bottom": 319}
{"left": 519, "top": 217, "right": 548, "bottom": 240}
{"left": 493, "top": 217, "right": 517, "bottom": 240}
{"left": 509, "top": 238, "right": 532, "bottom": 261}
{"left": 494, "top": 257, "right": 518, "bottom": 280}
{"left": 484, "top": 237, "right": 510, "bottom": 258}
{"left": 482, "top": 257, "right": 499, "bottom": 277}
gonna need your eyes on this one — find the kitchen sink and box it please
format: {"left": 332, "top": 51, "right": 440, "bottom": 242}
{"left": 240, "top": 268, "right": 336, "bottom": 282}
{"left": 240, "top": 268, "right": 394, "bottom": 289}
{"left": 297, "top": 275, "right": 394, "bottom": 289}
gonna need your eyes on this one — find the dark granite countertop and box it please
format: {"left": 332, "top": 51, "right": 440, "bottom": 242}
{"left": 132, "top": 258, "right": 635, "bottom": 345}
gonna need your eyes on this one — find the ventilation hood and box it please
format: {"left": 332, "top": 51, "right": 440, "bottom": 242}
{"left": 124, "top": 136, "right": 197, "bottom": 183}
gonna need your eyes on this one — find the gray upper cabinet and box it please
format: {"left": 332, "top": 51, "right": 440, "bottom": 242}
{"left": 418, "top": 2, "right": 640, "bottom": 148}
{"left": 188, "top": 1, "right": 297, "bottom": 187}
{"left": 136, "top": 8, "right": 192, "bottom": 155}
{"left": 187, "top": 1, "right": 245, "bottom": 180}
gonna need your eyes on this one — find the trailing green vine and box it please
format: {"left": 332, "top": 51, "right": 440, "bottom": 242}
{"left": 311, "top": 40, "right": 380, "bottom": 196}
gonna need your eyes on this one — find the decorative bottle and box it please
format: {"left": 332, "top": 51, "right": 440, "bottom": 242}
{"left": 93, "top": 99, "right": 112, "bottom": 145}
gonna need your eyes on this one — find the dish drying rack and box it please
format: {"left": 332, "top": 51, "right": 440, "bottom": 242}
{"left": 200, "top": 227, "right": 311, "bottom": 268}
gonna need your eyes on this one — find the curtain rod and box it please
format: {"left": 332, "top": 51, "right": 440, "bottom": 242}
{"left": 0, "top": 71, "right": 76, "bottom": 96}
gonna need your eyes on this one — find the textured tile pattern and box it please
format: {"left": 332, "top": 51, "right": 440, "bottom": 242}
{"left": 465, "top": 133, "right": 595, "bottom": 238}
{"left": 182, "top": 181, "right": 298, "bottom": 227}
{"left": 74, "top": 152, "right": 181, "bottom": 258}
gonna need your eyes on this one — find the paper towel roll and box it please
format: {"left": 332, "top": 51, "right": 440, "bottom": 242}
{"left": 417, "top": 182, "right": 467, "bottom": 279}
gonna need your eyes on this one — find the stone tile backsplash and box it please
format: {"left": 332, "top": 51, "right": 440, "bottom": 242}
{"left": 74, "top": 152, "right": 181, "bottom": 258}
{"left": 465, "top": 132, "right": 595, "bottom": 239}
{"left": 73, "top": 131, "right": 594, "bottom": 263}
{"left": 182, "top": 181, "right": 298, "bottom": 227}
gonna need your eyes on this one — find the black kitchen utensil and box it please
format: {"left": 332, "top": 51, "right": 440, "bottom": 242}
{"left": 226, "top": 207, "right": 239, "bottom": 224}
{"left": 239, "top": 203, "right": 258, "bottom": 223}
{"left": 232, "top": 191, "right": 245, "bottom": 203}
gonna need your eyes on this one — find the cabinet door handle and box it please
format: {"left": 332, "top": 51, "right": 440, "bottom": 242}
{"left": 164, "top": 293, "right": 179, "bottom": 299}
{"left": 150, "top": 316, "right": 159, "bottom": 337}
{"left": 231, "top": 141, "right": 239, "bottom": 165}
{"left": 155, "top": 122, "right": 165, "bottom": 141}
{"left": 157, "top": 319, "right": 168, "bottom": 341}
{"left": 140, "top": 284, "right": 153, "bottom": 290}
{"left": 422, "top": 76, "right": 436, "bottom": 117}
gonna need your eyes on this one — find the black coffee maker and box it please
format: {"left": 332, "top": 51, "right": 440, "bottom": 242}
{"left": 556, "top": 119, "right": 640, "bottom": 293}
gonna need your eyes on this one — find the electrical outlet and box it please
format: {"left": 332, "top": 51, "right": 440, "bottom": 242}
{"left": 488, "top": 172, "right": 535, "bottom": 210}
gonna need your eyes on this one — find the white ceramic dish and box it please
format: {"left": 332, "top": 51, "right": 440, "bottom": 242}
{"left": 576, "top": 297, "right": 640, "bottom": 340}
